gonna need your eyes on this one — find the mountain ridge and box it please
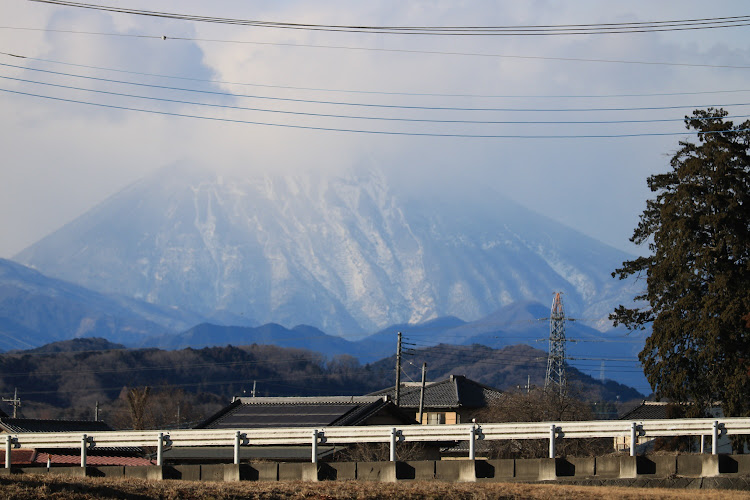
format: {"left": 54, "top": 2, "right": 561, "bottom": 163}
{"left": 15, "top": 166, "right": 639, "bottom": 336}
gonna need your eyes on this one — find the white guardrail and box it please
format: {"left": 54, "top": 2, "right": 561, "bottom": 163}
{"left": 5, "top": 417, "right": 750, "bottom": 468}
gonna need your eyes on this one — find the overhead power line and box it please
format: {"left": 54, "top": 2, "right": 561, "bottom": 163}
{"left": 3, "top": 30, "right": 750, "bottom": 70}
{"left": 8, "top": 73, "right": 750, "bottom": 126}
{"left": 26, "top": 2, "right": 750, "bottom": 36}
{"left": 5, "top": 87, "right": 750, "bottom": 139}
{"left": 3, "top": 52, "right": 750, "bottom": 98}
{"left": 5, "top": 62, "right": 750, "bottom": 113}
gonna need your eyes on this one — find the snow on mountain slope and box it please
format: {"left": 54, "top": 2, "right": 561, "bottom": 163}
{"left": 15, "top": 165, "right": 638, "bottom": 336}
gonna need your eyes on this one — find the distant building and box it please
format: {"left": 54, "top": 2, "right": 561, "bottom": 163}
{"left": 0, "top": 417, "right": 153, "bottom": 467}
{"left": 167, "top": 395, "right": 419, "bottom": 463}
{"left": 196, "top": 395, "right": 416, "bottom": 429}
{"left": 369, "top": 374, "right": 503, "bottom": 425}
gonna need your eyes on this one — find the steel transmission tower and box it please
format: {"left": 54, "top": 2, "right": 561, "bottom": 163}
{"left": 544, "top": 292, "right": 567, "bottom": 394}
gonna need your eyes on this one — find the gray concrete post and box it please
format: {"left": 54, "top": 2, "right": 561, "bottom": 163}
{"left": 311, "top": 430, "right": 318, "bottom": 464}
{"left": 81, "top": 434, "right": 87, "bottom": 468}
{"left": 5, "top": 435, "right": 11, "bottom": 469}
{"left": 549, "top": 424, "right": 556, "bottom": 459}
{"left": 390, "top": 427, "right": 397, "bottom": 462}
{"left": 630, "top": 422, "right": 637, "bottom": 457}
{"left": 234, "top": 431, "right": 240, "bottom": 465}
{"left": 156, "top": 432, "right": 163, "bottom": 466}
{"left": 712, "top": 420, "right": 718, "bottom": 455}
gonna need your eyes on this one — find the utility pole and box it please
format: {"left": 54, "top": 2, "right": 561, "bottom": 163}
{"left": 3, "top": 388, "right": 20, "bottom": 418}
{"left": 252, "top": 380, "right": 257, "bottom": 398}
{"left": 418, "top": 362, "right": 427, "bottom": 424}
{"left": 395, "top": 332, "right": 402, "bottom": 406}
{"left": 94, "top": 401, "right": 99, "bottom": 421}
{"left": 544, "top": 292, "right": 567, "bottom": 395}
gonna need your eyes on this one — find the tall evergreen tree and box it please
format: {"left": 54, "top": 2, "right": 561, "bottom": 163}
{"left": 612, "top": 108, "right": 750, "bottom": 419}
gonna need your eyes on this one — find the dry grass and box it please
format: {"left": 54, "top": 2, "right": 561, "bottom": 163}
{"left": 0, "top": 474, "right": 748, "bottom": 500}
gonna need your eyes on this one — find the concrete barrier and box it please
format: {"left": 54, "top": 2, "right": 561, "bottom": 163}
{"left": 124, "top": 465, "right": 163, "bottom": 480}
{"left": 278, "top": 462, "right": 319, "bottom": 481}
{"left": 200, "top": 464, "right": 226, "bottom": 482}
{"left": 89, "top": 466, "right": 125, "bottom": 478}
{"left": 513, "top": 458, "right": 556, "bottom": 481}
{"left": 318, "top": 462, "right": 357, "bottom": 480}
{"left": 397, "top": 461, "right": 434, "bottom": 480}
{"left": 357, "top": 461, "right": 396, "bottom": 482}
{"left": 555, "top": 457, "right": 594, "bottom": 478}
{"left": 164, "top": 465, "right": 200, "bottom": 481}
{"left": 732, "top": 454, "right": 750, "bottom": 475}
{"left": 594, "top": 456, "right": 636, "bottom": 478}
{"left": 246, "top": 462, "right": 278, "bottom": 481}
{"left": 435, "top": 460, "right": 477, "bottom": 482}
{"left": 637, "top": 455, "right": 677, "bottom": 477}
{"left": 676, "top": 455, "right": 703, "bottom": 477}
{"left": 48, "top": 466, "right": 87, "bottom": 477}
{"left": 619, "top": 456, "right": 637, "bottom": 478}
{"left": 478, "top": 459, "right": 514, "bottom": 482}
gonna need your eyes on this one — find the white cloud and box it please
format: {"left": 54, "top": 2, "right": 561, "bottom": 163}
{"left": 1, "top": 0, "right": 748, "bottom": 256}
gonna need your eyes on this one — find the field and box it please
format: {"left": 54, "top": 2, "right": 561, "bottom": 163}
{"left": 0, "top": 474, "right": 748, "bottom": 500}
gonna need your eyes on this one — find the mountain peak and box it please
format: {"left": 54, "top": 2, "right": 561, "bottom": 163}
{"left": 15, "top": 167, "right": 636, "bottom": 337}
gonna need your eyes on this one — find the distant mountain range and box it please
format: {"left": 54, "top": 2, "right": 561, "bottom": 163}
{"left": 0, "top": 258, "right": 198, "bottom": 349}
{"left": 14, "top": 166, "right": 639, "bottom": 336}
{"left": 0, "top": 257, "right": 649, "bottom": 392}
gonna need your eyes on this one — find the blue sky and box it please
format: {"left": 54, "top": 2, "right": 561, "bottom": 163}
{"left": 1, "top": 0, "right": 749, "bottom": 257}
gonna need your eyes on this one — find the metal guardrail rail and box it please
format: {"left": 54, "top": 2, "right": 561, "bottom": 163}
{"left": 4, "top": 417, "right": 750, "bottom": 468}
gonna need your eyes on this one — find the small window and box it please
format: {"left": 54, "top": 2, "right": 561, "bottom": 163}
{"left": 427, "top": 412, "right": 446, "bottom": 425}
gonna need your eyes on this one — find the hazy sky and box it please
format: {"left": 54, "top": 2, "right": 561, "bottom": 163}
{"left": 1, "top": 1, "right": 749, "bottom": 258}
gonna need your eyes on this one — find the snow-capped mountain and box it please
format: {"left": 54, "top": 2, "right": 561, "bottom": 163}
{"left": 14, "top": 165, "right": 637, "bottom": 336}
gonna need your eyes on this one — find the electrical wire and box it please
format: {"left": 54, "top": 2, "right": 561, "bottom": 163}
{"left": 5, "top": 87, "right": 750, "bottom": 138}
{"left": 26, "top": 2, "right": 750, "bottom": 36}
{"left": 14, "top": 73, "right": 750, "bottom": 126}
{"left": 3, "top": 29, "right": 750, "bottom": 70}
{"left": 10, "top": 61, "right": 750, "bottom": 113}
{"left": 5, "top": 52, "right": 750, "bottom": 99}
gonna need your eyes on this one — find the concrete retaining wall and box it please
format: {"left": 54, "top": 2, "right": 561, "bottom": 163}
{"left": 2, "top": 454, "right": 748, "bottom": 484}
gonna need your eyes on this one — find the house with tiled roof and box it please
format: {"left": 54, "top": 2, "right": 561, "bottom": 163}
{"left": 164, "top": 395, "right": 419, "bottom": 463}
{"left": 196, "top": 395, "right": 417, "bottom": 429}
{"left": 0, "top": 417, "right": 154, "bottom": 468}
{"left": 369, "top": 374, "right": 503, "bottom": 425}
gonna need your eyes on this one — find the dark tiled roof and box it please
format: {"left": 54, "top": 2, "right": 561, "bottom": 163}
{"left": 197, "top": 396, "right": 415, "bottom": 429}
{"left": 619, "top": 402, "right": 669, "bottom": 420}
{"left": 369, "top": 375, "right": 503, "bottom": 409}
{"left": 0, "top": 418, "right": 113, "bottom": 433}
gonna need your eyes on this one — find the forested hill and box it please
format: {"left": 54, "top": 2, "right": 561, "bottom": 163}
{"left": 0, "top": 341, "right": 642, "bottom": 424}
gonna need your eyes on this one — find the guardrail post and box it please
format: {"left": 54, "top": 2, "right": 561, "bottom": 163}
{"left": 234, "top": 431, "right": 241, "bottom": 465}
{"left": 81, "top": 434, "right": 87, "bottom": 468}
{"left": 630, "top": 422, "right": 637, "bottom": 457}
{"left": 311, "top": 430, "right": 318, "bottom": 464}
{"left": 549, "top": 424, "right": 556, "bottom": 459}
{"left": 156, "top": 432, "right": 164, "bottom": 466}
{"left": 390, "top": 427, "right": 397, "bottom": 462}
{"left": 469, "top": 423, "right": 476, "bottom": 460}
{"left": 712, "top": 420, "right": 719, "bottom": 455}
{"left": 700, "top": 435, "right": 705, "bottom": 454}
{"left": 5, "top": 435, "right": 11, "bottom": 469}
